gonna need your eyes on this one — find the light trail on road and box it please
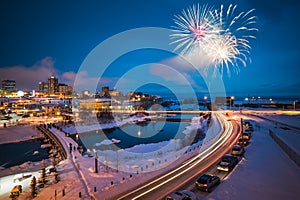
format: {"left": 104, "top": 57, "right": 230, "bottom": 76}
{"left": 117, "top": 112, "right": 240, "bottom": 200}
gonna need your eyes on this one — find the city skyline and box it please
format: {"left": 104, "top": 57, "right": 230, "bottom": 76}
{"left": 0, "top": 0, "right": 300, "bottom": 97}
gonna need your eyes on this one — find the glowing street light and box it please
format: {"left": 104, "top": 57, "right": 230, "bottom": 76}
{"left": 230, "top": 96, "right": 235, "bottom": 110}
{"left": 93, "top": 149, "right": 98, "bottom": 173}
{"left": 203, "top": 96, "right": 208, "bottom": 110}
{"left": 75, "top": 133, "right": 79, "bottom": 143}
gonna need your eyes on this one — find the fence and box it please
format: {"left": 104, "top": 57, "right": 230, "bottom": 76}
{"left": 37, "top": 125, "right": 67, "bottom": 160}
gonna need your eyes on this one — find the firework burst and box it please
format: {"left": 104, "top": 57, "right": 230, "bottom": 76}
{"left": 170, "top": 4, "right": 220, "bottom": 55}
{"left": 171, "top": 4, "right": 257, "bottom": 76}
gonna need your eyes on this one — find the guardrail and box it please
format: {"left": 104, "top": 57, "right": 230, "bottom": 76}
{"left": 37, "top": 125, "right": 67, "bottom": 160}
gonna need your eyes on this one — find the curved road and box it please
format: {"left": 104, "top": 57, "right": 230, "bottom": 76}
{"left": 116, "top": 112, "right": 241, "bottom": 200}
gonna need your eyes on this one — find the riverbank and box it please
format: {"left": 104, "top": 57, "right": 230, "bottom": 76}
{"left": 0, "top": 159, "right": 51, "bottom": 179}
{"left": 13, "top": 113, "right": 215, "bottom": 200}
{"left": 0, "top": 126, "right": 52, "bottom": 179}
{"left": 60, "top": 114, "right": 160, "bottom": 135}
{"left": 0, "top": 126, "right": 42, "bottom": 145}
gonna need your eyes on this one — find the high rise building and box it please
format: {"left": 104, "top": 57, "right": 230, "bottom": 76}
{"left": 48, "top": 75, "right": 58, "bottom": 95}
{"left": 58, "top": 83, "right": 74, "bottom": 96}
{"left": 102, "top": 86, "right": 109, "bottom": 97}
{"left": 1, "top": 80, "right": 16, "bottom": 92}
{"left": 39, "top": 81, "right": 48, "bottom": 92}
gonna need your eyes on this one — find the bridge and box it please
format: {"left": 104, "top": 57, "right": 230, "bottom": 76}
{"left": 104, "top": 109, "right": 215, "bottom": 115}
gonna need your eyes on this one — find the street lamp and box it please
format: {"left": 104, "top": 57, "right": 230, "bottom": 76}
{"left": 93, "top": 149, "right": 98, "bottom": 173}
{"left": 75, "top": 133, "right": 79, "bottom": 143}
{"left": 203, "top": 96, "right": 207, "bottom": 110}
{"left": 294, "top": 100, "right": 298, "bottom": 111}
{"left": 174, "top": 139, "right": 177, "bottom": 151}
{"left": 230, "top": 96, "right": 235, "bottom": 110}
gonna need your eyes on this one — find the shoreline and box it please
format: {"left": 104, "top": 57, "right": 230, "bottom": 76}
{"left": 0, "top": 137, "right": 44, "bottom": 145}
{"left": 0, "top": 125, "right": 42, "bottom": 145}
{"left": 0, "top": 159, "right": 51, "bottom": 178}
{"left": 0, "top": 126, "right": 53, "bottom": 178}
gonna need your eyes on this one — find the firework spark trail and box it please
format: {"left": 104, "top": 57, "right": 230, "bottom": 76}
{"left": 170, "top": 4, "right": 220, "bottom": 55}
{"left": 213, "top": 4, "right": 257, "bottom": 75}
{"left": 171, "top": 4, "right": 257, "bottom": 76}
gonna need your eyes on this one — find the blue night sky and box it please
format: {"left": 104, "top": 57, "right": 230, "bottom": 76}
{"left": 0, "top": 0, "right": 300, "bottom": 98}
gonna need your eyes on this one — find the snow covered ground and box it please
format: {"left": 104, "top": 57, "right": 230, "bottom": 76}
{"left": 205, "top": 113, "right": 300, "bottom": 200}
{"left": 62, "top": 114, "right": 156, "bottom": 134}
{"left": 0, "top": 126, "right": 41, "bottom": 145}
{"left": 255, "top": 111, "right": 300, "bottom": 128}
{"left": 0, "top": 113, "right": 213, "bottom": 199}
{"left": 1, "top": 111, "right": 299, "bottom": 200}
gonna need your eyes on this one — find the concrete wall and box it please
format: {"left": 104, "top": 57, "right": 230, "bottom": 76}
{"left": 269, "top": 129, "right": 300, "bottom": 168}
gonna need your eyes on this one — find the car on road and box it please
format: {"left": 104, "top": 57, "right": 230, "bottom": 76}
{"left": 242, "top": 132, "right": 251, "bottom": 140}
{"left": 243, "top": 121, "right": 251, "bottom": 126}
{"left": 195, "top": 174, "right": 220, "bottom": 192}
{"left": 165, "top": 190, "right": 197, "bottom": 200}
{"left": 244, "top": 127, "right": 252, "bottom": 133}
{"left": 237, "top": 137, "right": 249, "bottom": 146}
{"left": 244, "top": 121, "right": 254, "bottom": 130}
{"left": 231, "top": 145, "right": 245, "bottom": 156}
{"left": 217, "top": 154, "right": 239, "bottom": 172}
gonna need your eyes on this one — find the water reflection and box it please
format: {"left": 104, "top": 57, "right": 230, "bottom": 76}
{"left": 79, "top": 121, "right": 189, "bottom": 151}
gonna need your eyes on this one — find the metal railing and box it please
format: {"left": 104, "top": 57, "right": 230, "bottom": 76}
{"left": 37, "top": 125, "right": 67, "bottom": 160}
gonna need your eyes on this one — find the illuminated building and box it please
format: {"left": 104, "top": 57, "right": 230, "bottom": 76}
{"left": 39, "top": 81, "right": 48, "bottom": 92}
{"left": 1, "top": 79, "right": 16, "bottom": 92}
{"left": 48, "top": 75, "right": 58, "bottom": 95}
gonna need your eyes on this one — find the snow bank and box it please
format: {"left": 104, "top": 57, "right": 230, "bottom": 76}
{"left": 95, "top": 138, "right": 121, "bottom": 146}
{"left": 183, "top": 116, "right": 208, "bottom": 135}
{"left": 125, "top": 141, "right": 171, "bottom": 153}
{"left": 62, "top": 115, "right": 155, "bottom": 134}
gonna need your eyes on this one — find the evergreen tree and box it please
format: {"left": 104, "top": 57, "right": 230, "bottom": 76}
{"left": 39, "top": 160, "right": 46, "bottom": 185}
{"left": 30, "top": 176, "right": 37, "bottom": 197}
{"left": 54, "top": 172, "right": 60, "bottom": 183}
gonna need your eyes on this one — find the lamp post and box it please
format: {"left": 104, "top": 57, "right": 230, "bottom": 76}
{"left": 294, "top": 100, "right": 298, "bottom": 111}
{"left": 93, "top": 149, "right": 98, "bottom": 173}
{"left": 240, "top": 118, "right": 245, "bottom": 149}
{"left": 174, "top": 139, "right": 177, "bottom": 151}
{"left": 230, "top": 96, "right": 235, "bottom": 110}
{"left": 203, "top": 96, "right": 207, "bottom": 110}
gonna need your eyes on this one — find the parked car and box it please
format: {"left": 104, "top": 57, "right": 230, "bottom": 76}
{"left": 231, "top": 145, "right": 245, "bottom": 156}
{"left": 237, "top": 137, "right": 249, "bottom": 146}
{"left": 195, "top": 174, "right": 220, "bottom": 192}
{"left": 9, "top": 185, "right": 22, "bottom": 198}
{"left": 244, "top": 121, "right": 254, "bottom": 130}
{"left": 244, "top": 129, "right": 252, "bottom": 135}
{"left": 217, "top": 154, "right": 239, "bottom": 172}
{"left": 245, "top": 125, "right": 253, "bottom": 132}
{"left": 243, "top": 121, "right": 251, "bottom": 126}
{"left": 242, "top": 132, "right": 251, "bottom": 140}
{"left": 165, "top": 190, "right": 197, "bottom": 200}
